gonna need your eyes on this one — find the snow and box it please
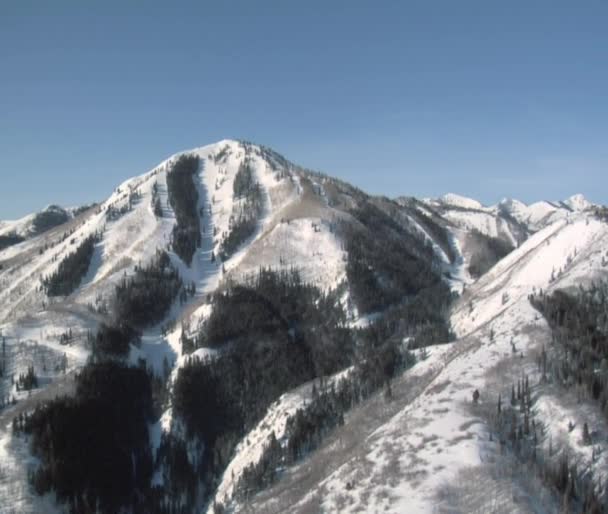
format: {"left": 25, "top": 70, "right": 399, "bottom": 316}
{"left": 0, "top": 215, "right": 32, "bottom": 238}
{"left": 452, "top": 214, "right": 607, "bottom": 337}
{"left": 229, "top": 218, "right": 346, "bottom": 290}
{"left": 241, "top": 213, "right": 608, "bottom": 513}
{"left": 563, "top": 193, "right": 593, "bottom": 211}
{"left": 0, "top": 431, "right": 63, "bottom": 513}
{"left": 425, "top": 193, "right": 585, "bottom": 248}
{"left": 313, "top": 340, "right": 493, "bottom": 513}
{"left": 440, "top": 193, "right": 484, "bottom": 210}
{"left": 444, "top": 229, "right": 473, "bottom": 293}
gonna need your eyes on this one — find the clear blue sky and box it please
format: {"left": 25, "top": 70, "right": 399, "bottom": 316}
{"left": 1, "top": 1, "right": 607, "bottom": 218}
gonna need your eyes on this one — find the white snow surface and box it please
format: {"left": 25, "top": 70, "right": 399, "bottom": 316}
{"left": 440, "top": 193, "right": 485, "bottom": 210}
{"left": 563, "top": 193, "right": 593, "bottom": 211}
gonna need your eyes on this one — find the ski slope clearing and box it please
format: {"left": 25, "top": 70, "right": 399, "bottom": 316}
{"left": 230, "top": 218, "right": 346, "bottom": 290}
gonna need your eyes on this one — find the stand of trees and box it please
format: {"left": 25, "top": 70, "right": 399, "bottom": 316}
{"left": 233, "top": 341, "right": 417, "bottom": 501}
{"left": 218, "top": 160, "right": 264, "bottom": 260}
{"left": 89, "top": 322, "right": 140, "bottom": 357}
{"left": 18, "top": 361, "right": 155, "bottom": 514}
{"left": 72, "top": 203, "right": 97, "bottom": 217}
{"left": 0, "top": 231, "right": 25, "bottom": 251}
{"left": 255, "top": 145, "right": 292, "bottom": 176}
{"left": 16, "top": 365, "right": 38, "bottom": 391}
{"left": 183, "top": 268, "right": 349, "bottom": 358}
{"left": 31, "top": 206, "right": 70, "bottom": 235}
{"left": 357, "top": 279, "right": 454, "bottom": 349}
{"left": 593, "top": 207, "right": 608, "bottom": 223}
{"left": 531, "top": 283, "right": 608, "bottom": 420}
{"left": 340, "top": 199, "right": 446, "bottom": 314}
{"left": 467, "top": 229, "right": 514, "bottom": 278}
{"left": 151, "top": 181, "right": 163, "bottom": 217}
{"left": 42, "top": 232, "right": 101, "bottom": 297}
{"left": 170, "top": 267, "right": 420, "bottom": 509}
{"left": 154, "top": 433, "right": 200, "bottom": 510}
{"left": 21, "top": 247, "right": 192, "bottom": 513}
{"left": 166, "top": 154, "right": 201, "bottom": 265}
{"left": 233, "top": 380, "right": 349, "bottom": 500}
{"left": 481, "top": 373, "right": 605, "bottom": 513}
{"left": 411, "top": 208, "right": 457, "bottom": 264}
{"left": 113, "top": 250, "right": 183, "bottom": 329}
{"left": 106, "top": 190, "right": 141, "bottom": 222}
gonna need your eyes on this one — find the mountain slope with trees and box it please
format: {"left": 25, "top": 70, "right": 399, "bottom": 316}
{"left": 0, "top": 140, "right": 604, "bottom": 514}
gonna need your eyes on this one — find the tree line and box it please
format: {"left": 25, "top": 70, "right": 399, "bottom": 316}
{"left": 41, "top": 232, "right": 101, "bottom": 297}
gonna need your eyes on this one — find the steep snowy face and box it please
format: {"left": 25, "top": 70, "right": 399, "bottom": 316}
{"left": 452, "top": 212, "right": 608, "bottom": 338}
{"left": 0, "top": 204, "right": 74, "bottom": 239}
{"left": 500, "top": 199, "right": 558, "bottom": 230}
{"left": 186, "top": 141, "right": 347, "bottom": 292}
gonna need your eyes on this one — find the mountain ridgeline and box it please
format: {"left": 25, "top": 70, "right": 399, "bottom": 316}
{"left": 0, "top": 139, "right": 602, "bottom": 514}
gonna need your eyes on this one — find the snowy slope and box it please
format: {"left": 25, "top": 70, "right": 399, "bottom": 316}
{"left": 423, "top": 192, "right": 593, "bottom": 242}
{"left": 0, "top": 140, "right": 354, "bottom": 511}
{"left": 237, "top": 213, "right": 608, "bottom": 513}
{"left": 0, "top": 139, "right": 354, "bottom": 407}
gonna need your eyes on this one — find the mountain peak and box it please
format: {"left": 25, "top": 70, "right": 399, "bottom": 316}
{"left": 440, "top": 193, "right": 484, "bottom": 210}
{"left": 563, "top": 193, "right": 592, "bottom": 211}
{"left": 498, "top": 197, "right": 527, "bottom": 210}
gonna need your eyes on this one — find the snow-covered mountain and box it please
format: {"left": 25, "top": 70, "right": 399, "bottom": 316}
{"left": 0, "top": 204, "right": 92, "bottom": 239}
{"left": 419, "top": 191, "right": 592, "bottom": 242}
{"left": 0, "top": 139, "right": 606, "bottom": 513}
{"left": 234, "top": 203, "right": 608, "bottom": 514}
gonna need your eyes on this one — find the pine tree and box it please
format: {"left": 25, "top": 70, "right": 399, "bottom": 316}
{"left": 583, "top": 422, "right": 592, "bottom": 445}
